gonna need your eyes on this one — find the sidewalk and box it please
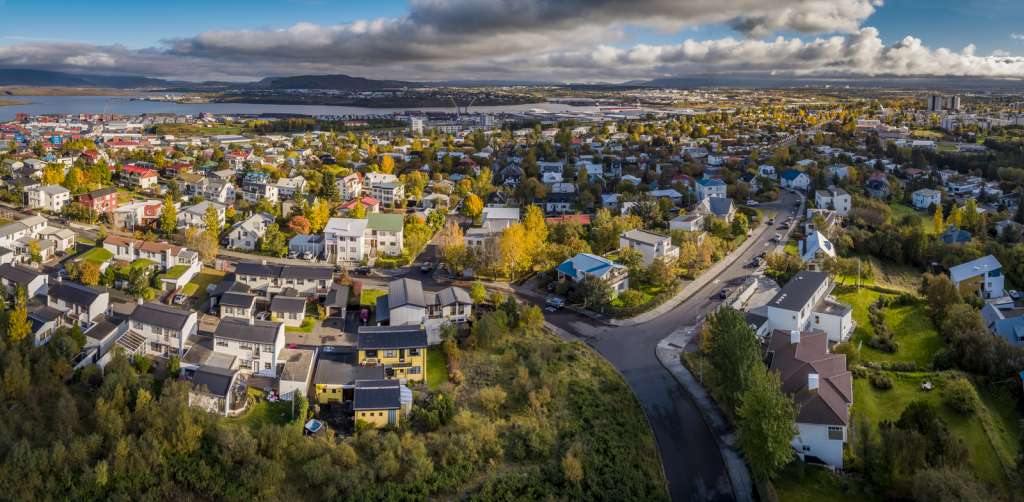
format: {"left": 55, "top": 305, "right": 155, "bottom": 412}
{"left": 656, "top": 327, "right": 754, "bottom": 502}
{"left": 607, "top": 214, "right": 774, "bottom": 326}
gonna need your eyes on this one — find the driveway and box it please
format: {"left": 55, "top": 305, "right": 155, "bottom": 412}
{"left": 516, "top": 188, "right": 803, "bottom": 501}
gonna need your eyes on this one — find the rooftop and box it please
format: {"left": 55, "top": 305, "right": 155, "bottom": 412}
{"left": 357, "top": 325, "right": 428, "bottom": 350}
{"left": 767, "top": 271, "right": 830, "bottom": 312}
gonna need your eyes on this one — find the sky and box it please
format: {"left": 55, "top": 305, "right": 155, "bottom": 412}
{"left": 2, "top": 0, "right": 1024, "bottom": 83}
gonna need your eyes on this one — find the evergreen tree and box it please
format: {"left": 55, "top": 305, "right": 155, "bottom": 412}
{"left": 320, "top": 176, "right": 341, "bottom": 203}
{"left": 735, "top": 370, "right": 799, "bottom": 481}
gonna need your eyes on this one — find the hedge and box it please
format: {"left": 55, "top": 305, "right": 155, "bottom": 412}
{"left": 599, "top": 279, "right": 683, "bottom": 319}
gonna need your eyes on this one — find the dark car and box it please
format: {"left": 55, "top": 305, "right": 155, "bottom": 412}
{"left": 221, "top": 237, "right": 229, "bottom": 246}
{"left": 209, "top": 304, "right": 220, "bottom": 316}
{"left": 548, "top": 280, "right": 558, "bottom": 291}
{"left": 720, "top": 288, "right": 730, "bottom": 298}
{"left": 333, "top": 265, "right": 342, "bottom": 273}
{"left": 55, "top": 250, "right": 67, "bottom": 258}
{"left": 354, "top": 266, "right": 372, "bottom": 275}
{"left": 14, "top": 206, "right": 23, "bottom": 212}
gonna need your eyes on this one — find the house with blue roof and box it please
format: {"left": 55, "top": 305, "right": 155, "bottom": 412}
{"left": 941, "top": 225, "right": 973, "bottom": 245}
{"left": 244, "top": 171, "right": 270, "bottom": 183}
{"left": 695, "top": 178, "right": 726, "bottom": 200}
{"left": 555, "top": 253, "right": 629, "bottom": 296}
{"left": 982, "top": 303, "right": 1024, "bottom": 345}
{"left": 781, "top": 169, "right": 810, "bottom": 189}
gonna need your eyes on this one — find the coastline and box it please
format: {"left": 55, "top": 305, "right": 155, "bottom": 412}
{"left": 0, "top": 99, "right": 36, "bottom": 106}
{"left": 160, "top": 96, "right": 547, "bottom": 109}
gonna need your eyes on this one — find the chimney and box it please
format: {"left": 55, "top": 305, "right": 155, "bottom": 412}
{"left": 55, "top": 275, "right": 62, "bottom": 283}
{"left": 790, "top": 330, "right": 800, "bottom": 344}
{"left": 809, "top": 374, "right": 819, "bottom": 391}
{"left": 262, "top": 259, "right": 266, "bottom": 265}
{"left": 249, "top": 316, "right": 255, "bottom": 325}
{"left": 137, "top": 297, "right": 143, "bottom": 305}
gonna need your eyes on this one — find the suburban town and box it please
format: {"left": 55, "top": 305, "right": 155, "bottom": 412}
{"left": 4, "top": 0, "right": 1024, "bottom": 498}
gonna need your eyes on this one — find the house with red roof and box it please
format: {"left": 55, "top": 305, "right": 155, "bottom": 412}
{"left": 545, "top": 214, "right": 591, "bottom": 225}
{"left": 121, "top": 165, "right": 159, "bottom": 189}
{"left": 337, "top": 197, "right": 381, "bottom": 215}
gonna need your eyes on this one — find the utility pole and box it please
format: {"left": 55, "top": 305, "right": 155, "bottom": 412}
{"left": 697, "top": 297, "right": 702, "bottom": 385}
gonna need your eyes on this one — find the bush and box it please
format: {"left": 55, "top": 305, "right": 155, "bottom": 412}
{"left": 851, "top": 366, "right": 868, "bottom": 379}
{"left": 300, "top": 317, "right": 314, "bottom": 328}
{"left": 133, "top": 356, "right": 152, "bottom": 375}
{"left": 943, "top": 378, "right": 979, "bottom": 414}
{"left": 554, "top": 281, "right": 572, "bottom": 296}
{"left": 600, "top": 278, "right": 682, "bottom": 319}
{"left": 882, "top": 361, "right": 917, "bottom": 372}
{"left": 831, "top": 341, "right": 861, "bottom": 369}
{"left": 931, "top": 349, "right": 956, "bottom": 371}
{"left": 617, "top": 289, "right": 645, "bottom": 308}
{"left": 355, "top": 419, "right": 371, "bottom": 432}
{"left": 961, "top": 292, "right": 985, "bottom": 310}
{"left": 869, "top": 371, "right": 893, "bottom": 389}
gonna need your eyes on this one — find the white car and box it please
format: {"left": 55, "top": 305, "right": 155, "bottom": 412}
{"left": 1009, "top": 290, "right": 1019, "bottom": 300}
{"left": 746, "top": 200, "right": 758, "bottom": 206}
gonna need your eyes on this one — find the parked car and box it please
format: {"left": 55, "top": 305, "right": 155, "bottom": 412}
{"left": 221, "top": 237, "right": 229, "bottom": 246}
{"left": 354, "top": 266, "right": 372, "bottom": 275}
{"left": 746, "top": 200, "right": 758, "bottom": 206}
{"left": 24, "top": 209, "right": 35, "bottom": 215}
{"left": 209, "top": 304, "right": 219, "bottom": 316}
{"left": 773, "top": 233, "right": 782, "bottom": 242}
{"left": 55, "top": 250, "right": 67, "bottom": 258}
{"left": 548, "top": 280, "right": 558, "bottom": 291}
{"left": 720, "top": 288, "right": 730, "bottom": 299}
{"left": 58, "top": 269, "right": 69, "bottom": 278}
{"left": 360, "top": 309, "right": 369, "bottom": 322}
{"left": 287, "top": 251, "right": 298, "bottom": 259}
{"left": 172, "top": 294, "right": 188, "bottom": 305}
{"left": 14, "top": 206, "right": 24, "bottom": 212}
{"left": 767, "top": 218, "right": 775, "bottom": 224}
{"left": 1010, "top": 290, "right": 1020, "bottom": 299}
{"left": 302, "top": 251, "right": 313, "bottom": 260}
{"left": 333, "top": 265, "right": 342, "bottom": 273}
{"left": 546, "top": 298, "right": 565, "bottom": 309}
{"left": 256, "top": 312, "right": 271, "bottom": 320}
{"left": 420, "top": 262, "right": 433, "bottom": 273}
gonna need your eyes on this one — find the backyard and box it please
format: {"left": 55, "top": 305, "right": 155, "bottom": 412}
{"left": 426, "top": 348, "right": 449, "bottom": 391}
{"left": 179, "top": 267, "right": 226, "bottom": 304}
{"left": 77, "top": 247, "right": 113, "bottom": 265}
{"left": 835, "top": 286, "right": 945, "bottom": 367}
{"left": 228, "top": 387, "right": 299, "bottom": 429}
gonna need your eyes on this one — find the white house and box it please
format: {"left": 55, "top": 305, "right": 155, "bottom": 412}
{"left": 127, "top": 300, "right": 198, "bottom": 360}
{"left": 619, "top": 229, "right": 680, "bottom": 266}
{"left": 668, "top": 214, "right": 704, "bottom": 232}
{"left": 780, "top": 169, "right": 810, "bottom": 189}
{"left": 228, "top": 213, "right": 276, "bottom": 251}
{"left": 337, "top": 172, "right": 363, "bottom": 200}
{"left": 765, "top": 271, "right": 853, "bottom": 342}
{"left": 814, "top": 188, "right": 851, "bottom": 216}
{"left": 365, "top": 213, "right": 405, "bottom": 257}
{"left": 178, "top": 201, "right": 227, "bottom": 231}
{"left": 912, "top": 189, "right": 942, "bottom": 210}
{"left": 374, "top": 278, "right": 473, "bottom": 326}
{"left": 212, "top": 317, "right": 287, "bottom": 377}
{"left": 26, "top": 184, "right": 71, "bottom": 212}
{"left": 695, "top": 179, "right": 726, "bottom": 201}
{"left": 555, "top": 253, "right": 629, "bottom": 297}
{"left": 47, "top": 279, "right": 109, "bottom": 332}
{"left": 949, "top": 255, "right": 1004, "bottom": 300}
{"left": 324, "top": 217, "right": 369, "bottom": 263}
{"left": 768, "top": 329, "right": 853, "bottom": 469}
{"left": 799, "top": 231, "right": 837, "bottom": 272}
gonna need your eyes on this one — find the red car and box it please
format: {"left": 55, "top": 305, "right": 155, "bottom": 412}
{"left": 24, "top": 209, "right": 36, "bottom": 215}
{"left": 360, "top": 309, "right": 369, "bottom": 322}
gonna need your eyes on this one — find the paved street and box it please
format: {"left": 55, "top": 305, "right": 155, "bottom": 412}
{"left": 520, "top": 188, "right": 804, "bottom": 501}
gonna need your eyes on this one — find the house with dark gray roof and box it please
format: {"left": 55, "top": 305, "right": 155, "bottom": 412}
{"left": 219, "top": 291, "right": 257, "bottom": 321}
{"left": 0, "top": 262, "right": 48, "bottom": 297}
{"left": 234, "top": 261, "right": 334, "bottom": 299}
{"left": 692, "top": 196, "right": 736, "bottom": 223}
{"left": 212, "top": 317, "right": 286, "bottom": 377}
{"left": 46, "top": 278, "right": 109, "bottom": 332}
{"left": 765, "top": 271, "right": 853, "bottom": 342}
{"left": 189, "top": 366, "right": 249, "bottom": 417}
{"left": 376, "top": 278, "right": 472, "bottom": 326}
{"left": 127, "top": 300, "right": 198, "bottom": 360}
{"left": 352, "top": 379, "right": 408, "bottom": 427}
{"left": 357, "top": 325, "right": 427, "bottom": 381}
{"left": 314, "top": 350, "right": 386, "bottom": 404}
{"left": 767, "top": 329, "right": 853, "bottom": 469}
{"left": 270, "top": 290, "right": 309, "bottom": 327}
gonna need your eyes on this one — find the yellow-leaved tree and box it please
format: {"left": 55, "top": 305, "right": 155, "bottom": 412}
{"left": 438, "top": 221, "right": 465, "bottom": 273}
{"left": 380, "top": 155, "right": 395, "bottom": 175}
{"left": 41, "top": 165, "right": 65, "bottom": 186}
{"left": 522, "top": 205, "right": 547, "bottom": 258}
{"left": 497, "top": 222, "right": 531, "bottom": 281}
{"left": 462, "top": 193, "right": 484, "bottom": 221}
{"left": 933, "top": 205, "right": 944, "bottom": 234}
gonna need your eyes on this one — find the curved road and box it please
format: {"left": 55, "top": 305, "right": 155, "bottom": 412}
{"left": 524, "top": 188, "right": 805, "bottom": 501}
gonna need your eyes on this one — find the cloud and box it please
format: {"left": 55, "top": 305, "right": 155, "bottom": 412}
{"left": 993, "top": 50, "right": 1011, "bottom": 57}
{"left": 1013, "top": 33, "right": 1024, "bottom": 41}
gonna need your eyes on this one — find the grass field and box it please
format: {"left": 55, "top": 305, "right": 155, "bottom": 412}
{"left": 77, "top": 247, "right": 113, "bottom": 265}
{"left": 0, "top": 218, "right": 14, "bottom": 227}
{"left": 426, "top": 348, "right": 449, "bottom": 390}
{"left": 285, "top": 323, "right": 315, "bottom": 333}
{"left": 228, "top": 388, "right": 296, "bottom": 429}
{"left": 0, "top": 98, "right": 35, "bottom": 106}
{"left": 75, "top": 237, "right": 95, "bottom": 245}
{"left": 835, "top": 286, "right": 946, "bottom": 367}
{"left": 360, "top": 288, "right": 387, "bottom": 307}
{"left": 153, "top": 123, "right": 244, "bottom": 137}
{"left": 784, "top": 237, "right": 799, "bottom": 255}
{"left": 773, "top": 459, "right": 877, "bottom": 502}
{"left": 854, "top": 373, "right": 1012, "bottom": 492}
{"left": 179, "top": 267, "right": 226, "bottom": 304}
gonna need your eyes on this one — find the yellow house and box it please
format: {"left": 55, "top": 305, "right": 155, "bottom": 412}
{"left": 312, "top": 351, "right": 386, "bottom": 404}
{"left": 357, "top": 326, "right": 428, "bottom": 382}
{"left": 353, "top": 379, "right": 404, "bottom": 427}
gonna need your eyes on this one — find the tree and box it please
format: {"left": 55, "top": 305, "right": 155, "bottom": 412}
{"left": 426, "top": 210, "right": 445, "bottom": 230}
{"left": 41, "top": 165, "right": 65, "bottom": 186}
{"left": 180, "top": 226, "right": 217, "bottom": 264}
{"left": 477, "top": 386, "right": 506, "bottom": 415}
{"left": 287, "top": 215, "right": 310, "bottom": 235}
{"left": 438, "top": 221, "right": 466, "bottom": 273}
{"left": 127, "top": 265, "right": 149, "bottom": 298}
{"left": 912, "top": 468, "right": 987, "bottom": 502}
{"left": 731, "top": 215, "right": 749, "bottom": 237}
{"left": 522, "top": 205, "right": 547, "bottom": 253}
{"left": 7, "top": 289, "right": 29, "bottom": 343}
{"left": 28, "top": 239, "right": 41, "bottom": 262}
{"left": 701, "top": 306, "right": 763, "bottom": 408}
{"left": 79, "top": 262, "right": 101, "bottom": 285}
{"left": 462, "top": 193, "right": 483, "bottom": 221}
{"left": 497, "top": 222, "right": 531, "bottom": 281}
{"left": 261, "top": 224, "right": 288, "bottom": 257}
{"left": 570, "top": 273, "right": 613, "bottom": 308}
{"left": 735, "top": 369, "right": 799, "bottom": 481}
{"left": 202, "top": 204, "right": 221, "bottom": 236}
{"left": 319, "top": 176, "right": 341, "bottom": 204}
{"left": 962, "top": 198, "right": 979, "bottom": 232}
{"left": 471, "top": 280, "right": 486, "bottom": 305}
{"left": 305, "top": 200, "right": 331, "bottom": 233}
{"left": 563, "top": 454, "right": 584, "bottom": 484}
{"left": 380, "top": 155, "right": 395, "bottom": 175}
{"left": 630, "top": 193, "right": 659, "bottom": 229}
{"left": 347, "top": 201, "right": 367, "bottom": 219}
{"left": 933, "top": 204, "right": 944, "bottom": 234}
{"left": 161, "top": 195, "right": 178, "bottom": 233}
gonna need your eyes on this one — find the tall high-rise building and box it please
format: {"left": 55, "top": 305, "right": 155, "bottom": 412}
{"left": 948, "top": 95, "right": 962, "bottom": 110}
{"left": 928, "top": 95, "right": 944, "bottom": 112}
{"left": 406, "top": 117, "right": 423, "bottom": 135}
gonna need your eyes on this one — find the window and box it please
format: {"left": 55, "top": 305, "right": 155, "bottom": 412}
{"left": 239, "top": 309, "right": 247, "bottom": 316}
{"left": 289, "top": 312, "right": 297, "bottom": 319}
{"left": 364, "top": 350, "right": 378, "bottom": 358}
{"left": 408, "top": 348, "right": 420, "bottom": 356}
{"left": 370, "top": 413, "right": 375, "bottom": 417}
{"left": 151, "top": 326, "right": 161, "bottom": 333}
{"left": 215, "top": 338, "right": 229, "bottom": 347}
{"left": 802, "top": 445, "right": 811, "bottom": 452}
{"left": 239, "top": 360, "right": 252, "bottom": 370}
{"left": 409, "top": 366, "right": 421, "bottom": 375}
{"left": 815, "top": 316, "right": 820, "bottom": 324}
{"left": 361, "top": 413, "right": 365, "bottom": 417}
{"left": 827, "top": 426, "right": 844, "bottom": 441}
{"left": 384, "top": 350, "right": 397, "bottom": 358}
{"left": 240, "top": 342, "right": 253, "bottom": 350}
{"left": 133, "top": 321, "right": 142, "bottom": 329}
{"left": 264, "top": 362, "right": 271, "bottom": 370}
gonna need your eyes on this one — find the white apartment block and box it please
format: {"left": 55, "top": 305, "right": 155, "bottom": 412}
{"left": 324, "top": 217, "right": 369, "bottom": 263}
{"left": 26, "top": 184, "right": 71, "bottom": 212}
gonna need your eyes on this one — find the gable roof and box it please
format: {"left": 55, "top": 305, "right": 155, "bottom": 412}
{"left": 213, "top": 317, "right": 283, "bottom": 344}
{"left": 48, "top": 281, "right": 102, "bottom": 305}
{"left": 781, "top": 169, "right": 807, "bottom": 180}
{"left": 767, "top": 271, "right": 830, "bottom": 311}
{"left": 0, "top": 263, "right": 45, "bottom": 285}
{"left": 768, "top": 330, "right": 852, "bottom": 426}
{"left": 357, "top": 325, "right": 428, "bottom": 349}
{"left": 365, "top": 213, "right": 404, "bottom": 232}
{"left": 352, "top": 380, "right": 402, "bottom": 411}
{"left": 388, "top": 278, "right": 426, "bottom": 308}
{"left": 130, "top": 302, "right": 194, "bottom": 330}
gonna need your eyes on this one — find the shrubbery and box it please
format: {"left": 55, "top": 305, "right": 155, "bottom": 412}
{"left": 869, "top": 371, "right": 893, "bottom": 389}
{"left": 943, "top": 378, "right": 979, "bottom": 414}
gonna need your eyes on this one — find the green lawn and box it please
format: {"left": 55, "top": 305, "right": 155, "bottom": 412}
{"left": 180, "top": 267, "right": 226, "bottom": 304}
{"left": 285, "top": 323, "right": 315, "bottom": 333}
{"left": 854, "top": 374, "right": 1011, "bottom": 492}
{"left": 361, "top": 289, "right": 387, "bottom": 307}
{"left": 426, "top": 348, "right": 449, "bottom": 391}
{"left": 123, "top": 258, "right": 157, "bottom": 271}
{"left": 835, "top": 286, "right": 945, "bottom": 367}
{"left": 75, "top": 236, "right": 95, "bottom": 245}
{"left": 611, "top": 282, "right": 667, "bottom": 307}
{"left": 783, "top": 238, "right": 799, "bottom": 255}
{"left": 228, "top": 388, "right": 297, "bottom": 429}
{"left": 773, "top": 459, "right": 877, "bottom": 502}
{"left": 163, "top": 265, "right": 190, "bottom": 279}
{"left": 117, "top": 193, "right": 137, "bottom": 204}
{"left": 77, "top": 247, "right": 113, "bottom": 265}
{"left": 937, "top": 145, "right": 957, "bottom": 151}
{"left": 0, "top": 218, "right": 13, "bottom": 227}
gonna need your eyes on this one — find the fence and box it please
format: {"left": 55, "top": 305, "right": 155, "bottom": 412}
{"left": 726, "top": 277, "right": 759, "bottom": 308}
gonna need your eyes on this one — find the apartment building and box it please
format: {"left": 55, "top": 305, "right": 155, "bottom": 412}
{"left": 127, "top": 300, "right": 198, "bottom": 359}
{"left": 336, "top": 172, "right": 363, "bottom": 200}
{"left": 324, "top": 218, "right": 369, "bottom": 263}
{"left": 949, "top": 255, "right": 1004, "bottom": 299}
{"left": 233, "top": 261, "right": 334, "bottom": 298}
{"left": 212, "top": 317, "right": 287, "bottom": 377}
{"left": 765, "top": 271, "right": 853, "bottom": 342}
{"left": 619, "top": 229, "right": 680, "bottom": 266}
{"left": 25, "top": 184, "right": 70, "bottom": 212}
{"left": 695, "top": 179, "right": 726, "bottom": 200}
{"left": 178, "top": 201, "right": 226, "bottom": 231}
{"left": 77, "top": 187, "right": 118, "bottom": 215}
{"left": 372, "top": 183, "right": 405, "bottom": 205}
{"left": 357, "top": 325, "right": 428, "bottom": 382}
{"left": 366, "top": 213, "right": 404, "bottom": 257}
{"left": 814, "top": 188, "right": 851, "bottom": 216}
{"left": 241, "top": 181, "right": 280, "bottom": 204}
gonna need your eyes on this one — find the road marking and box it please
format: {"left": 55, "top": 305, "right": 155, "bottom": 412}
{"left": 713, "top": 279, "right": 720, "bottom": 284}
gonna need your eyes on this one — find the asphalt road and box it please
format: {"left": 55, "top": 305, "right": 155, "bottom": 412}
{"left": 524, "top": 188, "right": 804, "bottom": 501}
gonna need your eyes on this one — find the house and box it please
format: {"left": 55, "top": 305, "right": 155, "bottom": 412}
{"left": 669, "top": 214, "right": 704, "bottom": 232}
{"left": 78, "top": 187, "right": 118, "bottom": 215}
{"left": 780, "top": 169, "right": 810, "bottom": 189}
{"left": 37, "top": 226, "right": 75, "bottom": 252}
{"left": 911, "top": 189, "right": 942, "bottom": 210}
{"left": 805, "top": 209, "right": 838, "bottom": 236}
{"left": 47, "top": 279, "right": 109, "bottom": 331}
{"left": 365, "top": 213, "right": 405, "bottom": 257}
{"left": 219, "top": 291, "right": 257, "bottom": 320}
{"left": 189, "top": 366, "right": 249, "bottom": 417}
{"left": 121, "top": 165, "right": 159, "bottom": 189}
{"left": 281, "top": 194, "right": 319, "bottom": 217}
{"left": 233, "top": 262, "right": 333, "bottom": 299}
{"left": 324, "top": 217, "right": 369, "bottom": 263}
{"left": 314, "top": 351, "right": 386, "bottom": 403}
{"left": 814, "top": 188, "right": 851, "bottom": 216}
{"left": 799, "top": 231, "right": 836, "bottom": 272}
{"left": 337, "top": 172, "right": 363, "bottom": 199}
{"left": 949, "top": 255, "right": 1004, "bottom": 299}
{"left": 767, "top": 329, "right": 853, "bottom": 469}
{"left": 372, "top": 183, "right": 405, "bottom": 205}
{"left": 996, "top": 220, "right": 1022, "bottom": 238}
{"left": 25, "top": 184, "right": 70, "bottom": 212}
{"left": 113, "top": 199, "right": 163, "bottom": 229}
{"left": 0, "top": 263, "right": 48, "bottom": 297}
{"left": 103, "top": 236, "right": 199, "bottom": 273}
{"left": 765, "top": 271, "right": 853, "bottom": 342}
{"left": 941, "top": 225, "right": 973, "bottom": 245}
{"left": 324, "top": 283, "right": 349, "bottom": 318}
{"left": 486, "top": 191, "right": 509, "bottom": 208}
{"left": 651, "top": 189, "right": 684, "bottom": 205}
{"left": 824, "top": 164, "right": 849, "bottom": 179}
{"left": 228, "top": 212, "right": 276, "bottom": 251}
{"left": 695, "top": 179, "right": 726, "bottom": 200}
{"left": 352, "top": 379, "right": 408, "bottom": 427}
{"left": 358, "top": 325, "right": 428, "bottom": 381}
{"left": 545, "top": 214, "right": 591, "bottom": 226}
{"left": 241, "top": 181, "right": 280, "bottom": 205}
{"left": 269, "top": 289, "right": 308, "bottom": 327}
{"left": 745, "top": 312, "right": 771, "bottom": 338}
{"left": 555, "top": 253, "right": 629, "bottom": 296}
{"left": 212, "top": 317, "right": 287, "bottom": 376}
{"left": 619, "top": 229, "right": 680, "bottom": 266}
{"left": 275, "top": 176, "right": 307, "bottom": 198}
{"left": 127, "top": 300, "right": 198, "bottom": 360}
{"left": 190, "top": 177, "right": 236, "bottom": 203}
{"left": 758, "top": 164, "right": 777, "bottom": 179}
{"left": 178, "top": 201, "right": 226, "bottom": 231}
{"left": 692, "top": 197, "right": 736, "bottom": 223}
{"left": 288, "top": 234, "right": 326, "bottom": 258}
{"left": 865, "top": 178, "right": 890, "bottom": 199}
{"left": 540, "top": 192, "right": 573, "bottom": 212}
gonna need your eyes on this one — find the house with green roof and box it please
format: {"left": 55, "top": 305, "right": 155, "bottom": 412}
{"left": 366, "top": 213, "right": 405, "bottom": 257}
